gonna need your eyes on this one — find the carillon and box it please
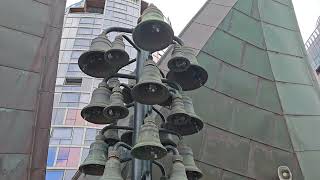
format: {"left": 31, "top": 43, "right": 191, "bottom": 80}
{"left": 74, "top": 3, "right": 208, "bottom": 180}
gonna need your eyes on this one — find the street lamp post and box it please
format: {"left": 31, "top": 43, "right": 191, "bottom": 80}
{"left": 74, "top": 3, "right": 208, "bottom": 180}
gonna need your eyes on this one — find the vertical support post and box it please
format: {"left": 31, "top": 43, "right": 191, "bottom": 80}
{"left": 133, "top": 50, "right": 149, "bottom": 180}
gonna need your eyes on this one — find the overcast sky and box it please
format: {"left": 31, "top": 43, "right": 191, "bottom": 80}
{"left": 66, "top": 0, "right": 320, "bottom": 42}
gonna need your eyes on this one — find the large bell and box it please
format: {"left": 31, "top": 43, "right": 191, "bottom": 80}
{"left": 78, "top": 34, "right": 117, "bottom": 78}
{"left": 81, "top": 82, "right": 113, "bottom": 124}
{"left": 178, "top": 142, "right": 203, "bottom": 179}
{"left": 131, "top": 116, "right": 167, "bottom": 160}
{"left": 167, "top": 93, "right": 191, "bottom": 126}
{"left": 167, "top": 44, "right": 191, "bottom": 72}
{"left": 169, "top": 155, "right": 188, "bottom": 180}
{"left": 105, "top": 35, "right": 129, "bottom": 66}
{"left": 100, "top": 150, "right": 124, "bottom": 180}
{"left": 163, "top": 94, "right": 203, "bottom": 136}
{"left": 79, "top": 135, "right": 108, "bottom": 176}
{"left": 132, "top": 58, "right": 170, "bottom": 105}
{"left": 103, "top": 87, "right": 129, "bottom": 120}
{"left": 166, "top": 46, "right": 208, "bottom": 91}
{"left": 133, "top": 4, "right": 174, "bottom": 51}
{"left": 103, "top": 128, "right": 120, "bottom": 146}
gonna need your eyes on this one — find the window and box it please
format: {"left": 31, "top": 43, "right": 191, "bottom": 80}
{"left": 74, "top": 39, "right": 90, "bottom": 49}
{"left": 77, "top": 28, "right": 92, "bottom": 35}
{"left": 93, "top": 29, "right": 101, "bottom": 35}
{"left": 64, "top": 78, "right": 82, "bottom": 86}
{"left": 67, "top": 64, "right": 81, "bottom": 72}
{"left": 47, "top": 147, "right": 57, "bottom": 167}
{"left": 56, "top": 148, "right": 70, "bottom": 166}
{"left": 52, "top": 128, "right": 72, "bottom": 139}
{"left": 72, "top": 128, "right": 84, "bottom": 145}
{"left": 79, "top": 18, "right": 94, "bottom": 24}
{"left": 71, "top": 51, "right": 83, "bottom": 59}
{"left": 51, "top": 108, "right": 65, "bottom": 125}
{"left": 81, "top": 148, "right": 90, "bottom": 163}
{"left": 84, "top": 128, "right": 97, "bottom": 145}
{"left": 61, "top": 93, "right": 80, "bottom": 102}
{"left": 64, "top": 170, "right": 77, "bottom": 180}
{"left": 45, "top": 170, "right": 64, "bottom": 180}
{"left": 80, "top": 94, "right": 90, "bottom": 103}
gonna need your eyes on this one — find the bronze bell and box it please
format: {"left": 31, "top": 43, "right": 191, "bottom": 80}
{"left": 167, "top": 44, "right": 191, "bottom": 72}
{"left": 103, "top": 129, "right": 120, "bottom": 146}
{"left": 107, "top": 78, "right": 121, "bottom": 89}
{"left": 103, "top": 87, "right": 129, "bottom": 120}
{"left": 100, "top": 150, "right": 124, "bottom": 180}
{"left": 162, "top": 94, "right": 203, "bottom": 136}
{"left": 178, "top": 142, "right": 203, "bottom": 179}
{"left": 166, "top": 46, "right": 208, "bottom": 91}
{"left": 133, "top": 4, "right": 174, "bottom": 51}
{"left": 81, "top": 82, "right": 113, "bottom": 124}
{"left": 167, "top": 93, "right": 191, "bottom": 127}
{"left": 131, "top": 116, "right": 167, "bottom": 160}
{"left": 105, "top": 35, "right": 129, "bottom": 66}
{"left": 131, "top": 58, "right": 170, "bottom": 105}
{"left": 78, "top": 34, "right": 117, "bottom": 78}
{"left": 79, "top": 135, "right": 108, "bottom": 176}
{"left": 159, "top": 130, "right": 180, "bottom": 147}
{"left": 169, "top": 155, "right": 188, "bottom": 180}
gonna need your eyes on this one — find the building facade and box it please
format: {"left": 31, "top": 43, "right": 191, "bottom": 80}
{"left": 305, "top": 16, "right": 320, "bottom": 78}
{"left": 45, "top": 1, "right": 142, "bottom": 179}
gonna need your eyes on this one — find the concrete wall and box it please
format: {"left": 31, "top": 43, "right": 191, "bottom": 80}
{"left": 0, "top": 0, "right": 66, "bottom": 179}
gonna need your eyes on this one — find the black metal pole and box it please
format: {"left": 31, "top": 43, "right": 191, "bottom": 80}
{"left": 133, "top": 50, "right": 149, "bottom": 180}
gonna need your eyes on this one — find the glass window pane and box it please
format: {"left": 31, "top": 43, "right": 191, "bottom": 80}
{"left": 47, "top": 147, "right": 56, "bottom": 167}
{"left": 77, "top": 28, "right": 92, "bottom": 35}
{"left": 51, "top": 109, "right": 66, "bottom": 125}
{"left": 61, "top": 93, "right": 80, "bottom": 102}
{"left": 71, "top": 51, "right": 83, "bottom": 59}
{"left": 80, "top": 94, "right": 90, "bottom": 103}
{"left": 74, "top": 39, "right": 90, "bottom": 47}
{"left": 72, "top": 128, "right": 84, "bottom": 145}
{"left": 80, "top": 18, "right": 94, "bottom": 24}
{"left": 45, "top": 170, "right": 64, "bottom": 180}
{"left": 93, "top": 29, "right": 101, "bottom": 35}
{"left": 64, "top": 170, "right": 77, "bottom": 180}
{"left": 67, "top": 148, "right": 81, "bottom": 167}
{"left": 67, "top": 64, "right": 81, "bottom": 72}
{"left": 81, "top": 148, "right": 90, "bottom": 163}
{"left": 57, "top": 148, "right": 70, "bottom": 160}
{"left": 52, "top": 128, "right": 72, "bottom": 139}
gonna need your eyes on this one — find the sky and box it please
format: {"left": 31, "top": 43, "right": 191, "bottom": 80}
{"left": 66, "top": 0, "right": 320, "bottom": 42}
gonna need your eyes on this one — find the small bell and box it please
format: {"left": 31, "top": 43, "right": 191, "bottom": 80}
{"left": 167, "top": 93, "right": 191, "bottom": 126}
{"left": 107, "top": 78, "right": 121, "bottom": 89}
{"left": 167, "top": 44, "right": 191, "bottom": 72}
{"left": 104, "top": 129, "right": 120, "bottom": 146}
{"left": 159, "top": 130, "right": 180, "bottom": 147}
{"left": 178, "top": 142, "right": 203, "bottom": 179}
{"left": 81, "top": 82, "right": 113, "bottom": 124}
{"left": 133, "top": 4, "right": 174, "bottom": 51}
{"left": 163, "top": 94, "right": 203, "bottom": 136}
{"left": 103, "top": 87, "right": 129, "bottom": 120}
{"left": 105, "top": 35, "right": 129, "bottom": 66}
{"left": 131, "top": 57, "right": 170, "bottom": 105}
{"left": 78, "top": 34, "right": 118, "bottom": 78}
{"left": 120, "top": 116, "right": 134, "bottom": 146}
{"left": 169, "top": 155, "right": 188, "bottom": 180}
{"left": 278, "top": 166, "right": 292, "bottom": 180}
{"left": 100, "top": 150, "right": 124, "bottom": 180}
{"left": 131, "top": 116, "right": 167, "bottom": 160}
{"left": 79, "top": 135, "right": 108, "bottom": 176}
{"left": 166, "top": 46, "right": 208, "bottom": 91}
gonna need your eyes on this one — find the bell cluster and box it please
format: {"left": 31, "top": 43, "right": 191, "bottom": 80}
{"left": 75, "top": 3, "right": 209, "bottom": 180}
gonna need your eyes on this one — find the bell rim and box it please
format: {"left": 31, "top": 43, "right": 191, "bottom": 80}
{"left": 104, "top": 49, "right": 130, "bottom": 65}
{"left": 81, "top": 104, "right": 115, "bottom": 124}
{"left": 131, "top": 82, "right": 170, "bottom": 105}
{"left": 162, "top": 119, "right": 204, "bottom": 136}
{"left": 103, "top": 105, "right": 129, "bottom": 120}
{"left": 166, "top": 64, "right": 208, "bottom": 91}
{"left": 133, "top": 19, "right": 174, "bottom": 52}
{"left": 131, "top": 144, "right": 168, "bottom": 160}
{"left": 167, "top": 56, "right": 191, "bottom": 72}
{"left": 78, "top": 50, "right": 116, "bottom": 78}
{"left": 186, "top": 168, "right": 204, "bottom": 179}
{"left": 79, "top": 163, "right": 105, "bottom": 176}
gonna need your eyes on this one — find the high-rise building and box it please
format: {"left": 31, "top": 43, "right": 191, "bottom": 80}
{"left": 158, "top": 0, "right": 320, "bottom": 179}
{"left": 45, "top": 1, "right": 143, "bottom": 179}
{"left": 305, "top": 16, "right": 320, "bottom": 77}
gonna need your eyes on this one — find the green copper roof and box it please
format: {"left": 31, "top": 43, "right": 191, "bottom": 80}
{"left": 158, "top": 0, "right": 320, "bottom": 179}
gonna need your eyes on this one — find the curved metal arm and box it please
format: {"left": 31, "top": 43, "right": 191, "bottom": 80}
{"left": 125, "top": 102, "right": 135, "bottom": 108}
{"left": 107, "top": 73, "right": 137, "bottom": 81}
{"left": 162, "top": 79, "right": 182, "bottom": 92}
{"left": 103, "top": 27, "right": 134, "bottom": 35}
{"left": 152, "top": 106, "right": 165, "bottom": 123}
{"left": 113, "top": 142, "right": 132, "bottom": 151}
{"left": 122, "top": 34, "right": 140, "bottom": 52}
{"left": 101, "top": 125, "right": 134, "bottom": 135}
{"left": 166, "top": 145, "right": 179, "bottom": 155}
{"left": 153, "top": 161, "right": 166, "bottom": 177}
{"left": 173, "top": 36, "right": 184, "bottom": 46}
